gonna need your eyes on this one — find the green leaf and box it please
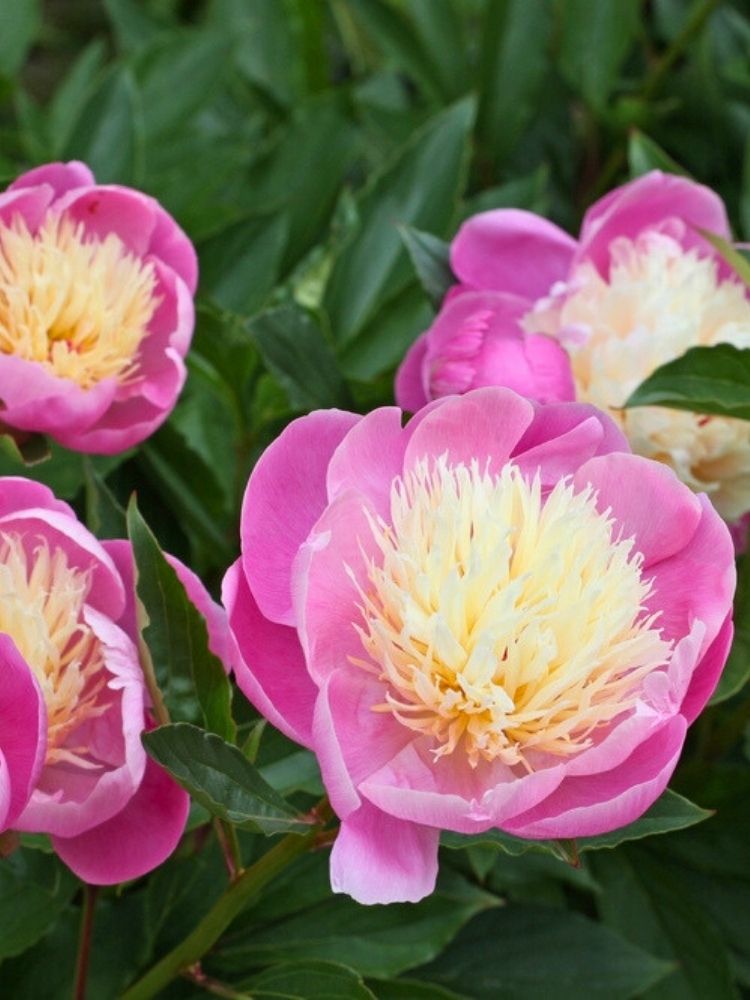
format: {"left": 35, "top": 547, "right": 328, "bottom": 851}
{"left": 593, "top": 848, "right": 738, "bottom": 999}
{"left": 415, "top": 905, "right": 671, "bottom": 999}
{"left": 127, "top": 500, "right": 235, "bottom": 739}
{"left": 442, "top": 789, "right": 711, "bottom": 856}
{"left": 64, "top": 66, "right": 143, "bottom": 185}
{"left": 712, "top": 549, "right": 750, "bottom": 703}
{"left": 142, "top": 723, "right": 310, "bottom": 835}
{"left": 47, "top": 40, "right": 107, "bottom": 155}
{"left": 370, "top": 979, "right": 465, "bottom": 1000}
{"left": 199, "top": 213, "right": 289, "bottom": 315}
{"left": 625, "top": 344, "right": 750, "bottom": 421}
{"left": 477, "top": 0, "right": 553, "bottom": 166}
{"left": 628, "top": 130, "right": 689, "bottom": 178}
{"left": 325, "top": 98, "right": 474, "bottom": 347}
{"left": 0, "top": 849, "right": 77, "bottom": 960}
{"left": 215, "top": 867, "right": 497, "bottom": 978}
{"left": 104, "top": 0, "right": 164, "bottom": 52}
{"left": 83, "top": 459, "right": 127, "bottom": 539}
{"left": 246, "top": 960, "right": 376, "bottom": 999}
{"left": 248, "top": 304, "right": 350, "bottom": 410}
{"left": 558, "top": 0, "right": 639, "bottom": 112}
{"left": 399, "top": 226, "right": 454, "bottom": 309}
{"left": 0, "top": 0, "right": 40, "bottom": 78}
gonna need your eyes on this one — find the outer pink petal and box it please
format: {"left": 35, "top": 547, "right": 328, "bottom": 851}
{"left": 361, "top": 741, "right": 566, "bottom": 834}
{"left": 572, "top": 453, "right": 703, "bottom": 568}
{"left": 241, "top": 409, "right": 360, "bottom": 626}
{"left": 9, "top": 161, "right": 94, "bottom": 197}
{"left": 0, "top": 754, "right": 10, "bottom": 830}
{"left": 680, "top": 614, "right": 733, "bottom": 723}
{"left": 403, "top": 387, "right": 534, "bottom": 474}
{"left": 293, "top": 490, "right": 382, "bottom": 686}
{"left": 54, "top": 185, "right": 157, "bottom": 259}
{"left": 0, "top": 186, "right": 55, "bottom": 231}
{"left": 0, "top": 477, "right": 74, "bottom": 520}
{"left": 223, "top": 560, "right": 315, "bottom": 748}
{"left": 0, "top": 634, "right": 47, "bottom": 827}
{"left": 52, "top": 753, "right": 189, "bottom": 884}
{"left": 0, "top": 354, "right": 117, "bottom": 438}
{"left": 646, "top": 494, "right": 735, "bottom": 651}
{"left": 502, "top": 715, "right": 687, "bottom": 838}
{"left": 577, "top": 170, "right": 731, "bottom": 276}
{"left": 451, "top": 209, "right": 576, "bottom": 300}
{"left": 326, "top": 407, "right": 406, "bottom": 521}
{"left": 394, "top": 332, "right": 430, "bottom": 412}
{"left": 313, "top": 671, "right": 413, "bottom": 820}
{"left": 330, "top": 801, "right": 439, "bottom": 905}
{"left": 148, "top": 205, "right": 198, "bottom": 294}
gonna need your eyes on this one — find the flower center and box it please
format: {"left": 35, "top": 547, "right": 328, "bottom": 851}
{"left": 0, "top": 533, "right": 107, "bottom": 766}
{"left": 353, "top": 458, "right": 671, "bottom": 769}
{"left": 524, "top": 233, "right": 750, "bottom": 517}
{"left": 0, "top": 212, "right": 158, "bottom": 388}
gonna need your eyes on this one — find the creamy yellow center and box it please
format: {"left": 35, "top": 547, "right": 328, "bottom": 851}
{"left": 0, "top": 212, "right": 158, "bottom": 388}
{"left": 525, "top": 233, "right": 750, "bottom": 519}
{"left": 352, "top": 458, "right": 671, "bottom": 769}
{"left": 0, "top": 534, "right": 106, "bottom": 766}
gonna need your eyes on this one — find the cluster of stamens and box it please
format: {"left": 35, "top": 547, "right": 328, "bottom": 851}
{"left": 0, "top": 212, "right": 158, "bottom": 388}
{"left": 352, "top": 458, "right": 671, "bottom": 769}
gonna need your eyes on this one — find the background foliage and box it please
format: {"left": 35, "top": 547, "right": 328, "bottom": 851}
{"left": 1, "top": 1, "right": 750, "bottom": 997}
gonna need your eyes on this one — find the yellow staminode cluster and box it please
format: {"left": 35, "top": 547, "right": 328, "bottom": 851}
{"left": 353, "top": 457, "right": 671, "bottom": 769}
{"left": 0, "top": 212, "right": 158, "bottom": 389}
{"left": 0, "top": 533, "right": 106, "bottom": 765}
{"left": 525, "top": 233, "right": 750, "bottom": 519}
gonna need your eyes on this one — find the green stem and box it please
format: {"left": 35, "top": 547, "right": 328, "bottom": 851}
{"left": 214, "top": 819, "right": 243, "bottom": 881}
{"left": 73, "top": 885, "right": 98, "bottom": 1000}
{"left": 121, "top": 829, "right": 318, "bottom": 1000}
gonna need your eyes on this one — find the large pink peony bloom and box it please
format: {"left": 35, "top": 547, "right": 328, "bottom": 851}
{"left": 0, "top": 477, "right": 230, "bottom": 884}
{"left": 0, "top": 161, "right": 197, "bottom": 454}
{"left": 397, "top": 171, "right": 750, "bottom": 524}
{"left": 225, "top": 388, "right": 735, "bottom": 905}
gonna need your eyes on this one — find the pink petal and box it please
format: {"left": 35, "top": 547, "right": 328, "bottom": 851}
{"left": 502, "top": 714, "right": 687, "bottom": 838}
{"left": 394, "top": 332, "right": 430, "bottom": 412}
{"left": 52, "top": 753, "right": 189, "bottom": 884}
{"left": 313, "top": 670, "right": 413, "bottom": 820}
{"left": 293, "top": 490, "right": 382, "bottom": 685}
{"left": 646, "top": 494, "right": 735, "bottom": 651}
{"left": 148, "top": 205, "right": 198, "bottom": 294}
{"left": 680, "top": 615, "right": 733, "bottom": 723}
{"left": 0, "top": 634, "right": 47, "bottom": 828}
{"left": 0, "top": 186, "right": 55, "bottom": 231}
{"left": 361, "top": 741, "right": 566, "bottom": 834}
{"left": 223, "top": 560, "right": 315, "bottom": 749}
{"left": 330, "top": 801, "right": 439, "bottom": 904}
{"left": 572, "top": 453, "right": 703, "bottom": 568}
{"left": 451, "top": 209, "right": 576, "bottom": 300}
{"left": 0, "top": 477, "right": 74, "bottom": 520}
{"left": 0, "top": 507, "right": 126, "bottom": 618}
{"left": 577, "top": 170, "right": 731, "bottom": 277}
{"left": 54, "top": 185, "right": 157, "bottom": 259}
{"left": 241, "top": 409, "right": 360, "bottom": 627}
{"left": 403, "top": 387, "right": 534, "bottom": 475}
{"left": 0, "top": 753, "right": 10, "bottom": 830}
{"left": 9, "top": 161, "right": 95, "bottom": 197}
{"left": 326, "top": 407, "right": 406, "bottom": 521}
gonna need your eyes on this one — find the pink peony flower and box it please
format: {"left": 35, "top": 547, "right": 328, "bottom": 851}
{"left": 225, "top": 388, "right": 735, "bottom": 904}
{"left": 397, "top": 171, "right": 750, "bottom": 525}
{"left": 0, "top": 477, "right": 231, "bottom": 884}
{"left": 0, "top": 161, "right": 197, "bottom": 454}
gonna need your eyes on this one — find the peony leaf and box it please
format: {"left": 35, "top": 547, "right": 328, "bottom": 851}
{"left": 625, "top": 344, "right": 750, "bottom": 421}
{"left": 142, "top": 723, "right": 310, "bottom": 836}
{"left": 399, "top": 226, "right": 454, "bottom": 309}
{"left": 127, "top": 499, "right": 235, "bottom": 740}
{"left": 0, "top": 850, "right": 77, "bottom": 961}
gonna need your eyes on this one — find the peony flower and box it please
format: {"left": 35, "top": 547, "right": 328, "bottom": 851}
{"left": 395, "top": 290, "right": 574, "bottom": 412}
{"left": 225, "top": 388, "right": 735, "bottom": 904}
{"left": 398, "top": 171, "right": 750, "bottom": 523}
{"left": 0, "top": 161, "right": 197, "bottom": 454}
{"left": 0, "top": 477, "right": 231, "bottom": 884}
